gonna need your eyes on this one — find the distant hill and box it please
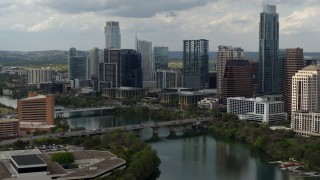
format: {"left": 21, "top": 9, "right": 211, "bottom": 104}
{"left": 0, "top": 50, "right": 319, "bottom": 66}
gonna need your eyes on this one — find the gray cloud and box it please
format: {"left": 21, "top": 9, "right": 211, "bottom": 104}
{"left": 39, "top": 0, "right": 211, "bottom": 18}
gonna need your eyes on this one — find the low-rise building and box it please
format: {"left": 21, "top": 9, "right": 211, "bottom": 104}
{"left": 0, "top": 118, "right": 19, "bottom": 140}
{"left": 102, "top": 87, "right": 148, "bottom": 99}
{"left": 0, "top": 149, "right": 126, "bottom": 180}
{"left": 198, "top": 97, "right": 219, "bottom": 110}
{"left": 291, "top": 111, "right": 320, "bottom": 137}
{"left": 227, "top": 96, "right": 287, "bottom": 124}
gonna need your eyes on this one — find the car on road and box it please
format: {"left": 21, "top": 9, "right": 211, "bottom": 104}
{"left": 59, "top": 133, "right": 65, "bottom": 136}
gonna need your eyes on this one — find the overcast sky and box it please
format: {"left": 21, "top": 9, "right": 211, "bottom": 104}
{"left": 0, "top": 0, "right": 319, "bottom": 52}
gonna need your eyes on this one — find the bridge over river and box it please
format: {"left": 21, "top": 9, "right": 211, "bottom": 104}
{"left": 0, "top": 117, "right": 214, "bottom": 145}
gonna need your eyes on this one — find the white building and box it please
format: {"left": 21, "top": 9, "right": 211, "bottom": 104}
{"left": 198, "top": 97, "right": 219, "bottom": 110}
{"left": 104, "top": 21, "right": 121, "bottom": 49}
{"left": 27, "top": 69, "right": 54, "bottom": 85}
{"left": 227, "top": 97, "right": 287, "bottom": 124}
{"left": 291, "top": 111, "right": 320, "bottom": 137}
{"left": 291, "top": 65, "right": 320, "bottom": 112}
{"left": 291, "top": 65, "right": 320, "bottom": 136}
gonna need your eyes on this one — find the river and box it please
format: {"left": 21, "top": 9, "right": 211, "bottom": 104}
{"left": 0, "top": 96, "right": 318, "bottom": 180}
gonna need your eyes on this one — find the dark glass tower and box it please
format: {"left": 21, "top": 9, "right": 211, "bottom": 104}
{"left": 259, "top": 5, "right": 282, "bottom": 94}
{"left": 183, "top": 39, "right": 209, "bottom": 88}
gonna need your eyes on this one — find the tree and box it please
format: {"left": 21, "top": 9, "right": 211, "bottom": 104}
{"left": 51, "top": 152, "right": 74, "bottom": 165}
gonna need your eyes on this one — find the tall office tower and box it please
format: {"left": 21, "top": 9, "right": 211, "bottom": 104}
{"left": 183, "top": 39, "right": 209, "bottom": 88}
{"left": 68, "top": 47, "right": 88, "bottom": 80}
{"left": 121, "top": 49, "right": 143, "bottom": 88}
{"left": 27, "top": 69, "right": 54, "bottom": 84}
{"left": 154, "top": 46, "right": 169, "bottom": 70}
{"left": 217, "top": 45, "right": 244, "bottom": 96}
{"left": 18, "top": 92, "right": 55, "bottom": 133}
{"left": 259, "top": 5, "right": 281, "bottom": 94}
{"left": 88, "top": 47, "right": 100, "bottom": 79}
{"left": 223, "top": 60, "right": 253, "bottom": 103}
{"left": 104, "top": 21, "right": 121, "bottom": 49}
{"left": 291, "top": 65, "right": 320, "bottom": 113}
{"left": 99, "top": 49, "right": 142, "bottom": 88}
{"left": 135, "top": 37, "right": 156, "bottom": 88}
{"left": 283, "top": 48, "right": 304, "bottom": 114}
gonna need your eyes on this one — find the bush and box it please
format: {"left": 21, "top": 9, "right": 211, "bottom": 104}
{"left": 51, "top": 152, "right": 74, "bottom": 165}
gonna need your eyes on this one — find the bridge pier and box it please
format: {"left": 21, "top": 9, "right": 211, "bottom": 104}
{"left": 94, "top": 110, "right": 103, "bottom": 116}
{"left": 152, "top": 127, "right": 159, "bottom": 139}
{"left": 133, "top": 129, "right": 142, "bottom": 137}
{"left": 56, "top": 113, "right": 64, "bottom": 119}
{"left": 169, "top": 126, "right": 176, "bottom": 138}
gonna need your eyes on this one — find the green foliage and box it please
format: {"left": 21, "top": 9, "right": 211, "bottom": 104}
{"left": 210, "top": 114, "right": 320, "bottom": 170}
{"left": 13, "top": 140, "right": 28, "bottom": 150}
{"left": 51, "top": 152, "right": 74, "bottom": 165}
{"left": 55, "top": 95, "right": 103, "bottom": 108}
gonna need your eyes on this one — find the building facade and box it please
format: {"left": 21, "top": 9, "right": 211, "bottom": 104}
{"left": 183, "top": 39, "right": 209, "bottom": 88}
{"left": 68, "top": 47, "right": 88, "bottom": 80}
{"left": 99, "top": 49, "right": 142, "bottom": 90}
{"left": 222, "top": 60, "right": 253, "bottom": 103}
{"left": 198, "top": 97, "right": 219, "bottom": 110}
{"left": 283, "top": 48, "right": 304, "bottom": 114}
{"left": 291, "top": 111, "right": 320, "bottom": 137}
{"left": 135, "top": 37, "right": 156, "bottom": 88}
{"left": 104, "top": 21, "right": 121, "bottom": 49}
{"left": 259, "top": 5, "right": 282, "bottom": 94}
{"left": 88, "top": 47, "right": 100, "bottom": 79}
{"left": 156, "top": 70, "right": 181, "bottom": 89}
{"left": 154, "top": 46, "right": 169, "bottom": 70}
{"left": 18, "top": 92, "right": 55, "bottom": 134}
{"left": 291, "top": 65, "right": 320, "bottom": 113}
{"left": 27, "top": 69, "right": 54, "bottom": 85}
{"left": 227, "top": 97, "right": 287, "bottom": 124}
{"left": 217, "top": 45, "right": 244, "bottom": 96}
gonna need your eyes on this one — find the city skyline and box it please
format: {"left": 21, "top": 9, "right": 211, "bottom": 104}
{"left": 0, "top": 0, "right": 319, "bottom": 52}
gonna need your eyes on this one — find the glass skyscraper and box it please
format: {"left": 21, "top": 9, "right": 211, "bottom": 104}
{"left": 183, "top": 39, "right": 209, "bottom": 88}
{"left": 68, "top": 47, "right": 88, "bottom": 80}
{"left": 154, "top": 46, "right": 169, "bottom": 70}
{"left": 104, "top": 21, "right": 121, "bottom": 49}
{"left": 259, "top": 5, "right": 282, "bottom": 94}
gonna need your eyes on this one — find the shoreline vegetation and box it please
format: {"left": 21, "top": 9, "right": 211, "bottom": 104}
{"left": 208, "top": 113, "right": 320, "bottom": 171}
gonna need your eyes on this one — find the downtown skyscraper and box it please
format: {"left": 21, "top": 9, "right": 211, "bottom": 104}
{"left": 216, "top": 45, "right": 244, "bottom": 96}
{"left": 135, "top": 37, "right": 156, "bottom": 88}
{"left": 259, "top": 5, "right": 282, "bottom": 94}
{"left": 183, "top": 39, "right": 209, "bottom": 88}
{"left": 104, "top": 21, "right": 121, "bottom": 49}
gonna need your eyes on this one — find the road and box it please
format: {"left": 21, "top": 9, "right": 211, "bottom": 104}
{"left": 0, "top": 117, "right": 213, "bottom": 146}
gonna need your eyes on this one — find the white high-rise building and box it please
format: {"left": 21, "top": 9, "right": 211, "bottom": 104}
{"left": 135, "top": 37, "right": 156, "bottom": 88}
{"left": 291, "top": 65, "right": 320, "bottom": 113}
{"left": 291, "top": 65, "right": 320, "bottom": 136}
{"left": 104, "top": 21, "right": 121, "bottom": 49}
{"left": 216, "top": 45, "right": 244, "bottom": 96}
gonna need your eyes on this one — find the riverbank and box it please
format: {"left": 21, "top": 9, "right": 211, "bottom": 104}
{"left": 208, "top": 115, "right": 320, "bottom": 171}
